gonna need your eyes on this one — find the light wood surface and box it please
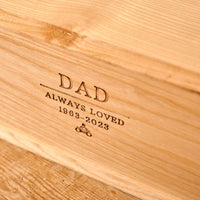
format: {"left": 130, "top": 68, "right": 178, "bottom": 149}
{"left": 0, "top": 1, "right": 200, "bottom": 92}
{"left": 0, "top": 26, "right": 200, "bottom": 200}
{"left": 0, "top": 1, "right": 200, "bottom": 200}
{"left": 0, "top": 139, "right": 137, "bottom": 200}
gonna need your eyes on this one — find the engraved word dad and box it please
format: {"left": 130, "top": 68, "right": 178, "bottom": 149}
{"left": 59, "top": 73, "right": 109, "bottom": 102}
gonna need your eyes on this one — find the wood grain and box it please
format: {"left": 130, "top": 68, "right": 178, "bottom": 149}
{"left": 0, "top": 26, "right": 200, "bottom": 200}
{"left": 0, "top": 139, "right": 138, "bottom": 200}
{"left": 0, "top": 1, "right": 200, "bottom": 93}
{"left": 0, "top": 1, "right": 200, "bottom": 200}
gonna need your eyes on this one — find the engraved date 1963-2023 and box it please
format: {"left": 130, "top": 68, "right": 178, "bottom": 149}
{"left": 59, "top": 106, "right": 109, "bottom": 131}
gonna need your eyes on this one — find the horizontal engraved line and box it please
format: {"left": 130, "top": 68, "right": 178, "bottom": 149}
{"left": 40, "top": 83, "right": 130, "bottom": 119}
